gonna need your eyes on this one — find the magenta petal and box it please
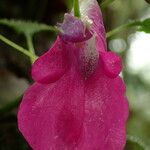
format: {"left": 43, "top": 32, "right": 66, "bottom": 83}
{"left": 101, "top": 52, "right": 122, "bottom": 78}
{"left": 58, "top": 13, "right": 92, "bottom": 42}
{"left": 18, "top": 67, "right": 85, "bottom": 149}
{"left": 32, "top": 37, "right": 69, "bottom": 84}
{"left": 81, "top": 68, "right": 129, "bottom": 149}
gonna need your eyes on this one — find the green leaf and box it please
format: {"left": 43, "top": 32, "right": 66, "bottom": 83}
{"left": 125, "top": 135, "right": 148, "bottom": 150}
{"left": 0, "top": 19, "right": 58, "bottom": 36}
{"left": 138, "top": 18, "right": 150, "bottom": 33}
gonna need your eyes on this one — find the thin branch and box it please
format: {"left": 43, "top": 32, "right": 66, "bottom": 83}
{"left": 73, "top": 0, "right": 81, "bottom": 17}
{"left": 127, "top": 134, "right": 148, "bottom": 150}
{"left": 101, "top": 0, "right": 116, "bottom": 8}
{"left": 26, "top": 34, "right": 35, "bottom": 63}
{"left": 106, "top": 21, "right": 141, "bottom": 38}
{"left": 0, "top": 34, "right": 38, "bottom": 61}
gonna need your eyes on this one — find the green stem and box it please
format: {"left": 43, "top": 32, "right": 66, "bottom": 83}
{"left": 106, "top": 21, "right": 141, "bottom": 38}
{"left": 0, "top": 34, "right": 38, "bottom": 61}
{"left": 101, "top": 0, "right": 116, "bottom": 8}
{"left": 48, "top": 26, "right": 60, "bottom": 33}
{"left": 127, "top": 134, "right": 148, "bottom": 150}
{"left": 26, "top": 34, "right": 35, "bottom": 63}
{"left": 73, "top": 0, "right": 81, "bottom": 18}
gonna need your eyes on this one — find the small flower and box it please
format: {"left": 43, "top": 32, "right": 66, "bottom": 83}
{"left": 18, "top": 0, "right": 129, "bottom": 149}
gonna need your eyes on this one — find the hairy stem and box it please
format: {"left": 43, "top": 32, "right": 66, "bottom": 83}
{"left": 0, "top": 34, "right": 38, "bottom": 61}
{"left": 106, "top": 21, "right": 141, "bottom": 38}
{"left": 101, "top": 0, "right": 116, "bottom": 8}
{"left": 127, "top": 134, "right": 148, "bottom": 150}
{"left": 26, "top": 34, "right": 35, "bottom": 63}
{"left": 73, "top": 0, "right": 81, "bottom": 17}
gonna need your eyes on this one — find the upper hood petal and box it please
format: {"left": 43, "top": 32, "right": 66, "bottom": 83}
{"left": 79, "top": 0, "right": 107, "bottom": 52}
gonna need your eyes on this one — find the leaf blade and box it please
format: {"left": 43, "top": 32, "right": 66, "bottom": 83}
{"left": 0, "top": 19, "right": 58, "bottom": 36}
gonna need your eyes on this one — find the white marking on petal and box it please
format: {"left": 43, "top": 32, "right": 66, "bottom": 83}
{"left": 78, "top": 35, "right": 99, "bottom": 79}
{"left": 79, "top": 0, "right": 95, "bottom": 27}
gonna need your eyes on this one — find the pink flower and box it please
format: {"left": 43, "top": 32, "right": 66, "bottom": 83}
{"left": 18, "top": 0, "right": 129, "bottom": 149}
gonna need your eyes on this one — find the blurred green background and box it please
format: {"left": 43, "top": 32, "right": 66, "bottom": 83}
{"left": 0, "top": 0, "right": 150, "bottom": 149}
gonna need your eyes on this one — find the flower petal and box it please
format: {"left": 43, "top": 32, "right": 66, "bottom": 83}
{"left": 80, "top": 0, "right": 107, "bottom": 52}
{"left": 18, "top": 67, "right": 85, "bottom": 150}
{"left": 81, "top": 67, "right": 129, "bottom": 149}
{"left": 32, "top": 37, "right": 69, "bottom": 84}
{"left": 100, "top": 52, "right": 122, "bottom": 78}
